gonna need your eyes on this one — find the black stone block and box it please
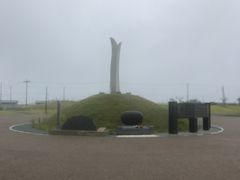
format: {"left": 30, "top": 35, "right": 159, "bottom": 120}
{"left": 121, "top": 111, "right": 143, "bottom": 126}
{"left": 62, "top": 116, "right": 96, "bottom": 131}
{"left": 189, "top": 118, "right": 198, "bottom": 133}
{"left": 203, "top": 117, "right": 211, "bottom": 130}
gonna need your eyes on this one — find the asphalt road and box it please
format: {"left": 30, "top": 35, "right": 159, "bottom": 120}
{"left": 0, "top": 114, "right": 240, "bottom": 180}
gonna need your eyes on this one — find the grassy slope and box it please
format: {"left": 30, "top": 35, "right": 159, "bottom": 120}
{"left": 41, "top": 94, "right": 170, "bottom": 132}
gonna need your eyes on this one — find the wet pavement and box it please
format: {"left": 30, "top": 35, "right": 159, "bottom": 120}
{"left": 0, "top": 114, "right": 240, "bottom": 180}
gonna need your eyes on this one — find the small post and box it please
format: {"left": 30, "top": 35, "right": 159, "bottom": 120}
{"left": 169, "top": 102, "right": 178, "bottom": 134}
{"left": 56, "top": 101, "right": 61, "bottom": 129}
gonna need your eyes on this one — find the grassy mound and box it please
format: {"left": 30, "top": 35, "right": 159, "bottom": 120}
{"left": 40, "top": 93, "right": 185, "bottom": 133}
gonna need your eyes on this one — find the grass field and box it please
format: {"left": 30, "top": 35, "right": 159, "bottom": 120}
{"left": 211, "top": 104, "right": 240, "bottom": 116}
{"left": 1, "top": 97, "right": 240, "bottom": 133}
{"left": 0, "top": 101, "right": 75, "bottom": 116}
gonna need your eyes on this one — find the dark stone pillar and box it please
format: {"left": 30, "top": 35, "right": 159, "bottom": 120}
{"left": 169, "top": 102, "right": 178, "bottom": 134}
{"left": 203, "top": 117, "right": 211, "bottom": 130}
{"left": 189, "top": 118, "right": 198, "bottom": 133}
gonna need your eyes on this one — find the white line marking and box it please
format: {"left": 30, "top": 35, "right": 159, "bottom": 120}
{"left": 9, "top": 123, "right": 48, "bottom": 136}
{"left": 211, "top": 125, "right": 224, "bottom": 135}
{"left": 116, "top": 134, "right": 159, "bottom": 138}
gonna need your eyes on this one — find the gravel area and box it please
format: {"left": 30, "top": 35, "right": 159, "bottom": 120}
{"left": 0, "top": 114, "right": 240, "bottom": 180}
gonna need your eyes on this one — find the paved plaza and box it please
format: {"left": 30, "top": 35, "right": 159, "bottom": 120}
{"left": 0, "top": 114, "right": 240, "bottom": 180}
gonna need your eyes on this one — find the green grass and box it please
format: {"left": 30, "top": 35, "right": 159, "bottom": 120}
{"left": 0, "top": 101, "right": 75, "bottom": 117}
{"left": 40, "top": 93, "right": 174, "bottom": 133}
{"left": 211, "top": 104, "right": 240, "bottom": 116}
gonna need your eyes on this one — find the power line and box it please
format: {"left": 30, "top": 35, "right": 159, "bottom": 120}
{"left": 30, "top": 81, "right": 109, "bottom": 86}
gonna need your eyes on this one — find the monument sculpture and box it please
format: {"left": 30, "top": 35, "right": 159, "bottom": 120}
{"left": 110, "top": 38, "right": 121, "bottom": 94}
{"left": 168, "top": 102, "right": 211, "bottom": 134}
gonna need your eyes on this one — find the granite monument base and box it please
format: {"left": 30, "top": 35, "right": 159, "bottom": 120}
{"left": 116, "top": 126, "right": 152, "bottom": 135}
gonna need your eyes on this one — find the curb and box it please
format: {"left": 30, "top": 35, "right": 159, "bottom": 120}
{"left": 9, "top": 123, "right": 48, "bottom": 136}
{"left": 116, "top": 125, "right": 224, "bottom": 138}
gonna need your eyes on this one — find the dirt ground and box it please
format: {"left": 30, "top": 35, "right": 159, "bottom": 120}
{"left": 0, "top": 114, "right": 240, "bottom": 180}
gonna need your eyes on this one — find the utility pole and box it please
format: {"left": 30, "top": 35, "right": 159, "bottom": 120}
{"left": 63, "top": 87, "right": 66, "bottom": 101}
{"left": 9, "top": 86, "right": 12, "bottom": 102}
{"left": 23, "top": 80, "right": 30, "bottom": 106}
{"left": 45, "top": 87, "right": 48, "bottom": 115}
{"left": 221, "top": 86, "right": 227, "bottom": 106}
{"left": 0, "top": 82, "right": 2, "bottom": 107}
{"left": 186, "top": 83, "right": 190, "bottom": 102}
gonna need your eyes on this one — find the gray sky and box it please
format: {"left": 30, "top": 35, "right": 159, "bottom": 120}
{"left": 0, "top": 0, "right": 240, "bottom": 104}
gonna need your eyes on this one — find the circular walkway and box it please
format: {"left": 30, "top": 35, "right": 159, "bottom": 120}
{"left": 9, "top": 122, "right": 224, "bottom": 137}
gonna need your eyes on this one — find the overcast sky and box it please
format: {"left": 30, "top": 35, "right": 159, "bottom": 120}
{"left": 0, "top": 0, "right": 240, "bottom": 104}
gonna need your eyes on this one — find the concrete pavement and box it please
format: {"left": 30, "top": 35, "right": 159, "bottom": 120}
{"left": 0, "top": 114, "right": 240, "bottom": 180}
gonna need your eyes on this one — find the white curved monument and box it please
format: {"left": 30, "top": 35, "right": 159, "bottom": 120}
{"left": 110, "top": 38, "right": 121, "bottom": 94}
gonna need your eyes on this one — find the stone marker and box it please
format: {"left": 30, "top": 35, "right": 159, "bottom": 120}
{"left": 62, "top": 116, "right": 96, "bottom": 131}
{"left": 117, "top": 111, "right": 152, "bottom": 135}
{"left": 121, "top": 111, "right": 143, "bottom": 126}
